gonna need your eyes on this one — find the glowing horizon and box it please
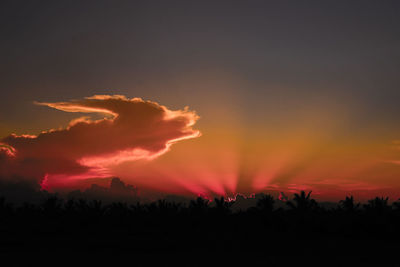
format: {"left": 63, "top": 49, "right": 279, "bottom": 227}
{"left": 1, "top": 94, "right": 400, "bottom": 201}
{"left": 2, "top": 2, "right": 400, "bottom": 201}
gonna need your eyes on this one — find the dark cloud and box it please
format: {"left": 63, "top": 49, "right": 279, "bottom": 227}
{"left": 67, "top": 177, "right": 139, "bottom": 203}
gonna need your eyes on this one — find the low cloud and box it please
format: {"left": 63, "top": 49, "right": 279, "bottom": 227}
{"left": 0, "top": 95, "right": 200, "bottom": 187}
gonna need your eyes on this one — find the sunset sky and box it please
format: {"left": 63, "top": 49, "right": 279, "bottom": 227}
{"left": 1, "top": 1, "right": 400, "bottom": 200}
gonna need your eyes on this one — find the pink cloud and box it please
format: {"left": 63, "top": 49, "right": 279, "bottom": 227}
{"left": 0, "top": 95, "right": 200, "bottom": 187}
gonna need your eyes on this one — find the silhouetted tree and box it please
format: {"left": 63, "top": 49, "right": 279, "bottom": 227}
{"left": 107, "top": 202, "right": 130, "bottom": 218}
{"left": 363, "top": 197, "right": 391, "bottom": 214}
{"left": 393, "top": 199, "right": 400, "bottom": 211}
{"left": 76, "top": 199, "right": 89, "bottom": 214}
{"left": 256, "top": 194, "right": 275, "bottom": 213}
{"left": 145, "top": 199, "right": 182, "bottom": 216}
{"left": 41, "top": 195, "right": 63, "bottom": 218}
{"left": 189, "top": 197, "right": 209, "bottom": 215}
{"left": 339, "top": 196, "right": 360, "bottom": 213}
{"left": 286, "top": 191, "right": 318, "bottom": 212}
{"left": 87, "top": 199, "right": 105, "bottom": 218}
{"left": 212, "top": 197, "right": 232, "bottom": 215}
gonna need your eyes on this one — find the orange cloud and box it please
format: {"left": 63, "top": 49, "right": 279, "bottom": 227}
{"left": 0, "top": 95, "right": 200, "bottom": 187}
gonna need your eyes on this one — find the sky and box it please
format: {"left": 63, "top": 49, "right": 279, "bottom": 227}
{"left": 1, "top": 0, "right": 400, "bottom": 200}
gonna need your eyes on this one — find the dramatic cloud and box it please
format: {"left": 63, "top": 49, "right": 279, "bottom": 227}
{"left": 0, "top": 95, "right": 200, "bottom": 187}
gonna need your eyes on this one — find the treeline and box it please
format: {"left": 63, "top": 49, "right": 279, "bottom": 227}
{"left": 1, "top": 191, "right": 400, "bottom": 264}
{"left": 1, "top": 191, "right": 400, "bottom": 236}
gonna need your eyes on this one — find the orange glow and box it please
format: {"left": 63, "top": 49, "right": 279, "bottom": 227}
{"left": 2, "top": 93, "right": 400, "bottom": 201}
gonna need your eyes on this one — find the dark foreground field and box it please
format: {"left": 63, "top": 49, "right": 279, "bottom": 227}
{"left": 1, "top": 192, "right": 400, "bottom": 266}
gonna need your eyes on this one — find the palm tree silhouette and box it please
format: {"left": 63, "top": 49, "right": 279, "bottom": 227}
{"left": 286, "top": 191, "right": 317, "bottom": 212}
{"left": 364, "top": 197, "right": 390, "bottom": 214}
{"left": 145, "top": 199, "right": 182, "bottom": 215}
{"left": 189, "top": 197, "right": 209, "bottom": 214}
{"left": 256, "top": 194, "right": 275, "bottom": 213}
{"left": 213, "top": 197, "right": 232, "bottom": 215}
{"left": 339, "top": 196, "right": 360, "bottom": 213}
